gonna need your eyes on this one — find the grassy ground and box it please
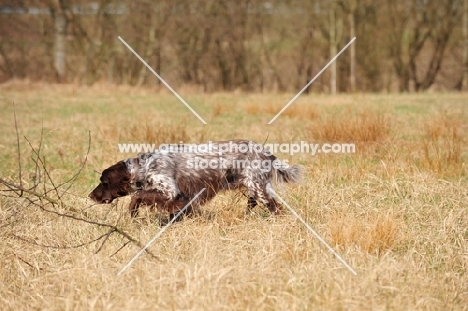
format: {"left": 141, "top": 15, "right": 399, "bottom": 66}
{"left": 0, "top": 82, "right": 467, "bottom": 310}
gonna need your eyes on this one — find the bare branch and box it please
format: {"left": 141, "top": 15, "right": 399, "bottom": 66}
{"left": 23, "top": 136, "right": 61, "bottom": 199}
{"left": 31, "top": 118, "right": 45, "bottom": 190}
{"left": 15, "top": 255, "right": 39, "bottom": 271}
{"left": 0, "top": 178, "right": 159, "bottom": 260}
{"left": 13, "top": 103, "right": 23, "bottom": 197}
{"left": 11, "top": 231, "right": 114, "bottom": 250}
{"left": 58, "top": 130, "right": 91, "bottom": 197}
{"left": 110, "top": 241, "right": 131, "bottom": 258}
{"left": 95, "top": 229, "right": 116, "bottom": 254}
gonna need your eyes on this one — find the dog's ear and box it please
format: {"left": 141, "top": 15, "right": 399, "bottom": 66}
{"left": 124, "top": 158, "right": 132, "bottom": 167}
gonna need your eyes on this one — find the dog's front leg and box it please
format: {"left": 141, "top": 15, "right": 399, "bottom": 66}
{"left": 128, "top": 193, "right": 143, "bottom": 217}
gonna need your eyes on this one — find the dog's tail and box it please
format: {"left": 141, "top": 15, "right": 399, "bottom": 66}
{"left": 275, "top": 164, "right": 303, "bottom": 184}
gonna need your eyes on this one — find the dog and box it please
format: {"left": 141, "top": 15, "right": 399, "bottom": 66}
{"left": 89, "top": 140, "right": 302, "bottom": 218}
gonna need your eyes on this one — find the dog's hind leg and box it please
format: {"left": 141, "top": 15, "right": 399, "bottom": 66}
{"left": 246, "top": 197, "right": 258, "bottom": 214}
{"left": 246, "top": 182, "right": 282, "bottom": 215}
{"left": 167, "top": 194, "right": 197, "bottom": 222}
{"left": 263, "top": 184, "right": 283, "bottom": 215}
{"left": 265, "top": 197, "right": 282, "bottom": 215}
{"left": 169, "top": 207, "right": 192, "bottom": 222}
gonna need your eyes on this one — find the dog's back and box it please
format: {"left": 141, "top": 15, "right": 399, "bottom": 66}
{"left": 137, "top": 140, "right": 302, "bottom": 215}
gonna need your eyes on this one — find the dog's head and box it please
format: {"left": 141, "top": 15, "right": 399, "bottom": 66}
{"left": 88, "top": 159, "right": 139, "bottom": 204}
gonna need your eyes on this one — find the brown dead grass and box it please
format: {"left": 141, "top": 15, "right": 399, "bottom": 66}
{"left": 245, "top": 101, "right": 319, "bottom": 120}
{"left": 0, "top": 86, "right": 467, "bottom": 310}
{"left": 330, "top": 212, "right": 401, "bottom": 255}
{"left": 124, "top": 122, "right": 191, "bottom": 144}
{"left": 421, "top": 111, "right": 464, "bottom": 176}
{"left": 310, "top": 109, "right": 391, "bottom": 144}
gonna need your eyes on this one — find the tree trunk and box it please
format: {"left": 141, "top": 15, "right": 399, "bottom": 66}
{"left": 463, "top": 0, "right": 468, "bottom": 90}
{"left": 329, "top": 2, "right": 337, "bottom": 94}
{"left": 154, "top": 36, "right": 161, "bottom": 87}
{"left": 348, "top": 12, "right": 356, "bottom": 92}
{"left": 80, "top": 41, "right": 93, "bottom": 85}
{"left": 107, "top": 53, "right": 114, "bottom": 84}
{"left": 305, "top": 63, "right": 313, "bottom": 94}
{"left": 137, "top": 26, "right": 156, "bottom": 87}
{"left": 399, "top": 69, "right": 410, "bottom": 92}
{"left": 54, "top": 12, "right": 67, "bottom": 82}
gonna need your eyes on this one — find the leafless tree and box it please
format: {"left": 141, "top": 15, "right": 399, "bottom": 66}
{"left": 339, "top": 0, "right": 357, "bottom": 92}
{"left": 388, "top": 0, "right": 460, "bottom": 91}
{"left": 462, "top": 0, "right": 468, "bottom": 90}
{"left": 0, "top": 0, "right": 465, "bottom": 92}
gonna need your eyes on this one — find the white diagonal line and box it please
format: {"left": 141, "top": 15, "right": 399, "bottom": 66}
{"left": 117, "top": 188, "right": 206, "bottom": 276}
{"left": 118, "top": 36, "right": 207, "bottom": 125}
{"left": 267, "top": 185, "right": 357, "bottom": 275}
{"left": 268, "top": 37, "right": 356, "bottom": 124}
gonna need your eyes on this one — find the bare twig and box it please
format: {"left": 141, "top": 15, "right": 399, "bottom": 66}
{"left": 0, "top": 200, "right": 29, "bottom": 229}
{"left": 24, "top": 136, "right": 60, "bottom": 199}
{"left": 110, "top": 241, "right": 131, "bottom": 258}
{"left": 16, "top": 255, "right": 38, "bottom": 270}
{"left": 0, "top": 178, "right": 60, "bottom": 205}
{"left": 0, "top": 178, "right": 159, "bottom": 260}
{"left": 95, "top": 228, "right": 116, "bottom": 254}
{"left": 58, "top": 130, "right": 91, "bottom": 196}
{"left": 30, "top": 118, "right": 45, "bottom": 189}
{"left": 262, "top": 133, "right": 270, "bottom": 146}
{"left": 23, "top": 129, "right": 90, "bottom": 202}
{"left": 3, "top": 114, "right": 159, "bottom": 261}
{"left": 11, "top": 231, "right": 114, "bottom": 250}
{"left": 13, "top": 102, "right": 22, "bottom": 197}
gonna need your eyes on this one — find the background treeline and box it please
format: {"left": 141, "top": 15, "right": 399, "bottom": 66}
{"left": 1, "top": 0, "right": 467, "bottom": 92}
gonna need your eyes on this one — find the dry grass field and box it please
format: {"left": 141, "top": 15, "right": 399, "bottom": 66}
{"left": 0, "top": 82, "right": 467, "bottom": 310}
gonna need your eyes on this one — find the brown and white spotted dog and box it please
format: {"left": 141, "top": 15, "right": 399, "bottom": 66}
{"left": 89, "top": 140, "right": 302, "bottom": 218}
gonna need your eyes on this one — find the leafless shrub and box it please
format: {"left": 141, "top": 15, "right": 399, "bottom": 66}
{"left": 0, "top": 104, "right": 157, "bottom": 259}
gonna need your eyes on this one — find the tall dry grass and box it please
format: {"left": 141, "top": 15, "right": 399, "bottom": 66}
{"left": 420, "top": 111, "right": 464, "bottom": 176}
{"left": 244, "top": 100, "right": 319, "bottom": 120}
{"left": 0, "top": 85, "right": 467, "bottom": 310}
{"left": 123, "top": 122, "right": 201, "bottom": 145}
{"left": 330, "top": 212, "right": 401, "bottom": 255}
{"left": 308, "top": 109, "right": 392, "bottom": 150}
